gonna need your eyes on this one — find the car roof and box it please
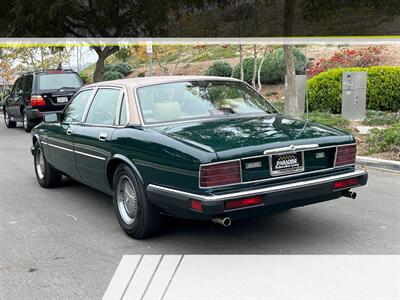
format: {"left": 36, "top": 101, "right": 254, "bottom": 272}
{"left": 83, "top": 76, "right": 244, "bottom": 126}
{"left": 85, "top": 75, "right": 242, "bottom": 89}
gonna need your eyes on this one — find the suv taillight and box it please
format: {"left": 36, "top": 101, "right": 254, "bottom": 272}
{"left": 335, "top": 144, "right": 356, "bottom": 167}
{"left": 31, "top": 95, "right": 46, "bottom": 108}
{"left": 200, "top": 161, "right": 241, "bottom": 188}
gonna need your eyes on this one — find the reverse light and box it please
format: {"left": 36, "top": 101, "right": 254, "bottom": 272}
{"left": 200, "top": 160, "right": 241, "bottom": 188}
{"left": 333, "top": 177, "right": 359, "bottom": 190}
{"left": 225, "top": 196, "right": 262, "bottom": 210}
{"left": 335, "top": 144, "right": 356, "bottom": 166}
{"left": 30, "top": 95, "right": 46, "bottom": 108}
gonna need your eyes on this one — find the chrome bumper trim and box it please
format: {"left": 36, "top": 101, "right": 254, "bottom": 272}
{"left": 147, "top": 169, "right": 367, "bottom": 202}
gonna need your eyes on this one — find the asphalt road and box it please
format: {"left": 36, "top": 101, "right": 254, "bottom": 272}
{"left": 1, "top": 119, "right": 399, "bottom": 300}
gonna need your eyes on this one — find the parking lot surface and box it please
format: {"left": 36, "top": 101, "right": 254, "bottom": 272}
{"left": 1, "top": 120, "right": 399, "bottom": 299}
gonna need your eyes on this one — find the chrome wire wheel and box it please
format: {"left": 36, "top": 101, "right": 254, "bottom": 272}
{"left": 117, "top": 175, "right": 138, "bottom": 225}
{"left": 35, "top": 147, "right": 45, "bottom": 179}
{"left": 4, "top": 111, "right": 9, "bottom": 126}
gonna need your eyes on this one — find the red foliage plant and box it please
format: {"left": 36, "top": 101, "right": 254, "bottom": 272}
{"left": 308, "top": 46, "right": 384, "bottom": 77}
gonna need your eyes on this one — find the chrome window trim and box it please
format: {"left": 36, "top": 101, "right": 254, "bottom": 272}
{"left": 148, "top": 169, "right": 367, "bottom": 202}
{"left": 62, "top": 88, "right": 96, "bottom": 124}
{"left": 83, "top": 86, "right": 125, "bottom": 127}
{"left": 132, "top": 79, "right": 277, "bottom": 128}
{"left": 198, "top": 143, "right": 356, "bottom": 189}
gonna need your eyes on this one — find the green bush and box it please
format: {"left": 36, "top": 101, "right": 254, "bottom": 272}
{"left": 307, "top": 66, "right": 400, "bottom": 113}
{"left": 112, "top": 63, "right": 132, "bottom": 76}
{"left": 232, "top": 47, "right": 307, "bottom": 84}
{"left": 205, "top": 60, "right": 233, "bottom": 77}
{"left": 367, "top": 122, "right": 400, "bottom": 153}
{"left": 260, "top": 48, "right": 307, "bottom": 84}
{"left": 103, "top": 71, "right": 124, "bottom": 81}
{"left": 104, "top": 64, "right": 113, "bottom": 72}
{"left": 232, "top": 57, "right": 256, "bottom": 83}
{"left": 305, "top": 111, "right": 351, "bottom": 132}
{"left": 364, "top": 110, "right": 400, "bottom": 126}
{"left": 79, "top": 71, "right": 89, "bottom": 84}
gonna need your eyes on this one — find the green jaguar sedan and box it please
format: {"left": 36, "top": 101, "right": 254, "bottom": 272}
{"left": 30, "top": 76, "right": 368, "bottom": 238}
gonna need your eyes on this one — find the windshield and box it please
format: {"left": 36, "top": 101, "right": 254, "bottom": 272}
{"left": 136, "top": 81, "right": 277, "bottom": 125}
{"left": 38, "top": 73, "right": 82, "bottom": 90}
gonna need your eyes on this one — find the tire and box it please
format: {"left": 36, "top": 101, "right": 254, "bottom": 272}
{"left": 112, "top": 164, "right": 161, "bottom": 239}
{"left": 33, "top": 142, "right": 62, "bottom": 188}
{"left": 22, "top": 109, "right": 32, "bottom": 132}
{"left": 4, "top": 109, "right": 16, "bottom": 128}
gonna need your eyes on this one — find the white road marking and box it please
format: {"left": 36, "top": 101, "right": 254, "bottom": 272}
{"left": 104, "top": 255, "right": 400, "bottom": 300}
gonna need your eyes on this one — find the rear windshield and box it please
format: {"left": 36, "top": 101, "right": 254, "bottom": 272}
{"left": 136, "top": 80, "right": 277, "bottom": 125}
{"left": 38, "top": 73, "right": 82, "bottom": 90}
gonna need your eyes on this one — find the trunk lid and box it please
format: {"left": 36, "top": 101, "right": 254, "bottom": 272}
{"left": 154, "top": 115, "right": 353, "bottom": 160}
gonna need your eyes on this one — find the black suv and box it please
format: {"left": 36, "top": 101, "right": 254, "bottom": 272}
{"left": 3, "top": 70, "right": 83, "bottom": 132}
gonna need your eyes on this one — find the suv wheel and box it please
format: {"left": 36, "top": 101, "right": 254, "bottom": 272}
{"left": 22, "top": 110, "right": 32, "bottom": 132}
{"left": 4, "top": 109, "right": 16, "bottom": 128}
{"left": 34, "top": 142, "right": 62, "bottom": 188}
{"left": 113, "top": 164, "right": 161, "bottom": 239}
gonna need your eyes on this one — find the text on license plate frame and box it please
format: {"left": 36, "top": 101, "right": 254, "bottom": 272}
{"left": 57, "top": 97, "right": 69, "bottom": 103}
{"left": 269, "top": 151, "right": 305, "bottom": 177}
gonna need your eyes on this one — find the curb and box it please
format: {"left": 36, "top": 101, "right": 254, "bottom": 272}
{"left": 356, "top": 156, "right": 400, "bottom": 173}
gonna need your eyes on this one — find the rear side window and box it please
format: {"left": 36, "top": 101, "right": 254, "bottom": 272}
{"left": 38, "top": 73, "right": 82, "bottom": 90}
{"left": 85, "top": 88, "right": 121, "bottom": 125}
{"left": 22, "top": 75, "right": 33, "bottom": 94}
{"left": 63, "top": 90, "right": 93, "bottom": 123}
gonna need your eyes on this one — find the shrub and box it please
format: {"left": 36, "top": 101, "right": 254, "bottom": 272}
{"left": 305, "top": 111, "right": 351, "bottom": 132}
{"left": 308, "top": 46, "right": 384, "bottom": 77}
{"left": 367, "top": 122, "right": 400, "bottom": 153}
{"left": 112, "top": 63, "right": 132, "bottom": 76}
{"left": 232, "top": 47, "right": 307, "bottom": 84}
{"left": 104, "top": 64, "right": 113, "bottom": 72}
{"left": 307, "top": 66, "right": 400, "bottom": 113}
{"left": 232, "top": 57, "right": 256, "bottom": 83}
{"left": 260, "top": 47, "right": 307, "bottom": 84}
{"left": 103, "top": 71, "right": 124, "bottom": 81}
{"left": 79, "top": 71, "right": 89, "bottom": 84}
{"left": 364, "top": 110, "right": 400, "bottom": 126}
{"left": 137, "top": 71, "right": 146, "bottom": 77}
{"left": 205, "top": 60, "right": 233, "bottom": 77}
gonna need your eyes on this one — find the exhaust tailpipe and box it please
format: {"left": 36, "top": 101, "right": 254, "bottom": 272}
{"left": 212, "top": 217, "right": 232, "bottom": 227}
{"left": 342, "top": 191, "right": 357, "bottom": 199}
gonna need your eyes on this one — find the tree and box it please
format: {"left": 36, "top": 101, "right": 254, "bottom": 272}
{"left": 5, "top": 0, "right": 208, "bottom": 81}
{"left": 251, "top": 45, "right": 257, "bottom": 88}
{"left": 283, "top": 0, "right": 300, "bottom": 117}
{"left": 239, "top": 45, "right": 244, "bottom": 81}
{"left": 283, "top": 45, "right": 299, "bottom": 118}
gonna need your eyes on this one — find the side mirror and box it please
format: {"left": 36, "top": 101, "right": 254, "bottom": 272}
{"left": 44, "top": 113, "right": 62, "bottom": 123}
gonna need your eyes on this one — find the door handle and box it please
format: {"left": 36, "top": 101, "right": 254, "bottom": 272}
{"left": 66, "top": 128, "right": 73, "bottom": 135}
{"left": 99, "top": 132, "right": 108, "bottom": 141}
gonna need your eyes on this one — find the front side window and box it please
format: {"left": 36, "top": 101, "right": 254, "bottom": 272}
{"left": 136, "top": 81, "right": 277, "bottom": 125}
{"left": 38, "top": 73, "right": 82, "bottom": 91}
{"left": 85, "top": 88, "right": 121, "bottom": 125}
{"left": 11, "top": 78, "right": 23, "bottom": 96}
{"left": 63, "top": 89, "right": 93, "bottom": 123}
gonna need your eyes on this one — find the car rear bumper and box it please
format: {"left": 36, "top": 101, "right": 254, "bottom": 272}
{"left": 146, "top": 169, "right": 368, "bottom": 220}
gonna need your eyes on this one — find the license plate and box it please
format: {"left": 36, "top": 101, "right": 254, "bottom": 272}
{"left": 57, "top": 97, "right": 68, "bottom": 103}
{"left": 270, "top": 152, "right": 304, "bottom": 176}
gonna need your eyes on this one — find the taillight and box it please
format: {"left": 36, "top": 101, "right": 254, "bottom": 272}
{"left": 333, "top": 177, "right": 359, "bottom": 190}
{"left": 335, "top": 144, "right": 356, "bottom": 166}
{"left": 200, "top": 160, "right": 241, "bottom": 188}
{"left": 31, "top": 95, "right": 46, "bottom": 108}
{"left": 225, "top": 196, "right": 262, "bottom": 210}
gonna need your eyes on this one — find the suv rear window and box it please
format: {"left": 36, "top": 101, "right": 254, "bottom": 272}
{"left": 38, "top": 73, "right": 82, "bottom": 90}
